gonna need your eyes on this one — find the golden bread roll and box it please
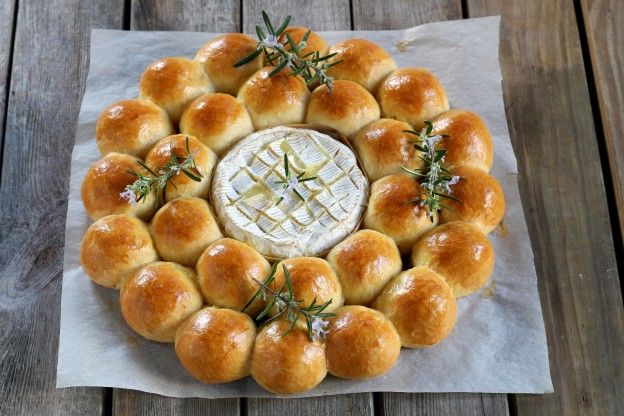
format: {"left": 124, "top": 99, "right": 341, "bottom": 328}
{"left": 150, "top": 197, "right": 222, "bottom": 267}
{"left": 431, "top": 110, "right": 493, "bottom": 172}
{"left": 378, "top": 68, "right": 449, "bottom": 129}
{"left": 326, "top": 39, "right": 396, "bottom": 93}
{"left": 305, "top": 80, "right": 380, "bottom": 138}
{"left": 372, "top": 266, "right": 457, "bottom": 347}
{"left": 411, "top": 221, "right": 494, "bottom": 297}
{"left": 326, "top": 229, "right": 401, "bottom": 305}
{"left": 138, "top": 57, "right": 213, "bottom": 125}
{"left": 195, "top": 33, "right": 263, "bottom": 96}
{"left": 438, "top": 165, "right": 505, "bottom": 234}
{"left": 96, "top": 99, "right": 174, "bottom": 158}
{"left": 120, "top": 261, "right": 203, "bottom": 343}
{"left": 326, "top": 306, "right": 401, "bottom": 379}
{"left": 279, "top": 27, "right": 329, "bottom": 57}
{"left": 251, "top": 320, "right": 327, "bottom": 394}
{"left": 237, "top": 67, "right": 310, "bottom": 129}
{"left": 352, "top": 118, "right": 423, "bottom": 181}
{"left": 196, "top": 238, "right": 270, "bottom": 316}
{"left": 363, "top": 174, "right": 438, "bottom": 254}
{"left": 144, "top": 134, "right": 217, "bottom": 202}
{"left": 81, "top": 152, "right": 156, "bottom": 221}
{"left": 175, "top": 307, "right": 256, "bottom": 383}
{"left": 80, "top": 214, "right": 158, "bottom": 289}
{"left": 270, "top": 257, "right": 343, "bottom": 315}
{"left": 179, "top": 93, "right": 253, "bottom": 155}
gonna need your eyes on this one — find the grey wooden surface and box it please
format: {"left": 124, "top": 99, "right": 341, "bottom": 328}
{"left": 1, "top": 0, "right": 623, "bottom": 415}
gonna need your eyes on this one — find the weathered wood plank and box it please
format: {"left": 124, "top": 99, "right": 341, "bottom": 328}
{"left": 0, "top": 0, "right": 16, "bottom": 162}
{"left": 468, "top": 0, "right": 624, "bottom": 414}
{"left": 242, "top": 0, "right": 369, "bottom": 413}
{"left": 381, "top": 393, "right": 509, "bottom": 416}
{"left": 579, "top": 0, "right": 624, "bottom": 245}
{"left": 352, "top": 0, "right": 510, "bottom": 414}
{"left": 113, "top": 391, "right": 239, "bottom": 416}
{"left": 130, "top": 0, "right": 240, "bottom": 31}
{"left": 0, "top": 0, "right": 123, "bottom": 415}
{"left": 110, "top": 1, "right": 241, "bottom": 415}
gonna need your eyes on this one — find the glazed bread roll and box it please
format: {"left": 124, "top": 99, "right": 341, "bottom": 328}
{"left": 431, "top": 110, "right": 493, "bottom": 172}
{"left": 96, "top": 99, "right": 174, "bottom": 158}
{"left": 326, "top": 306, "right": 401, "bottom": 379}
{"left": 120, "top": 261, "right": 203, "bottom": 343}
{"left": 326, "top": 230, "right": 401, "bottom": 305}
{"left": 270, "top": 257, "right": 343, "bottom": 314}
{"left": 411, "top": 221, "right": 494, "bottom": 297}
{"left": 196, "top": 238, "right": 270, "bottom": 316}
{"left": 363, "top": 174, "right": 438, "bottom": 254}
{"left": 251, "top": 320, "right": 327, "bottom": 394}
{"left": 80, "top": 214, "right": 158, "bottom": 289}
{"left": 195, "top": 33, "right": 263, "bottom": 96}
{"left": 305, "top": 80, "right": 380, "bottom": 138}
{"left": 378, "top": 68, "right": 449, "bottom": 129}
{"left": 438, "top": 165, "right": 505, "bottom": 234}
{"left": 139, "top": 57, "right": 213, "bottom": 124}
{"left": 237, "top": 67, "right": 310, "bottom": 130}
{"left": 279, "top": 27, "right": 329, "bottom": 56}
{"left": 144, "top": 134, "right": 217, "bottom": 202}
{"left": 175, "top": 307, "right": 256, "bottom": 383}
{"left": 81, "top": 152, "right": 156, "bottom": 221}
{"left": 326, "top": 39, "right": 396, "bottom": 93}
{"left": 372, "top": 266, "right": 457, "bottom": 347}
{"left": 150, "top": 197, "right": 222, "bottom": 267}
{"left": 179, "top": 93, "right": 253, "bottom": 155}
{"left": 352, "top": 118, "right": 423, "bottom": 181}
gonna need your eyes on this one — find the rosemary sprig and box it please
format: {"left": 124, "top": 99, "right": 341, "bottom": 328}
{"left": 234, "top": 11, "right": 342, "bottom": 90}
{"left": 242, "top": 263, "right": 335, "bottom": 341}
{"left": 120, "top": 137, "right": 203, "bottom": 207}
{"left": 274, "top": 154, "right": 317, "bottom": 205}
{"left": 402, "top": 121, "right": 460, "bottom": 221}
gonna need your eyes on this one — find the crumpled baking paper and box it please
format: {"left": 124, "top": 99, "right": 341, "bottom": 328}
{"left": 57, "top": 16, "right": 554, "bottom": 397}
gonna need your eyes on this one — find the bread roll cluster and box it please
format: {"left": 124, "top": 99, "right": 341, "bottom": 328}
{"left": 79, "top": 26, "right": 507, "bottom": 395}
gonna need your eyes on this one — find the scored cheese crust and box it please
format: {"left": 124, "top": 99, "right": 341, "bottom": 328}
{"left": 211, "top": 126, "right": 369, "bottom": 258}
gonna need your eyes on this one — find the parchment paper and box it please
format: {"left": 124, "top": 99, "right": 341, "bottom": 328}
{"left": 57, "top": 16, "right": 554, "bottom": 397}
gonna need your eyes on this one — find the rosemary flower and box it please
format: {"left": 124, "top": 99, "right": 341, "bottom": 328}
{"left": 120, "top": 137, "right": 203, "bottom": 207}
{"left": 242, "top": 263, "right": 335, "bottom": 341}
{"left": 234, "top": 11, "right": 341, "bottom": 90}
{"left": 402, "top": 121, "right": 461, "bottom": 221}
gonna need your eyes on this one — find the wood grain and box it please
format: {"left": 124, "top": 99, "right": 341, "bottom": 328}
{"left": 381, "top": 393, "right": 509, "bottom": 416}
{"left": 352, "top": 0, "right": 510, "bottom": 413}
{"left": 242, "top": 1, "right": 371, "bottom": 414}
{"left": 109, "top": 1, "right": 242, "bottom": 415}
{"left": 0, "top": 0, "right": 16, "bottom": 163}
{"left": 468, "top": 0, "right": 624, "bottom": 414}
{"left": 0, "top": 0, "right": 123, "bottom": 415}
{"left": 131, "top": 0, "right": 240, "bottom": 31}
{"left": 579, "top": 0, "right": 624, "bottom": 245}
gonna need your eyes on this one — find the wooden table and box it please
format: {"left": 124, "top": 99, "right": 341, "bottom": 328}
{"left": 1, "top": 0, "right": 622, "bottom": 415}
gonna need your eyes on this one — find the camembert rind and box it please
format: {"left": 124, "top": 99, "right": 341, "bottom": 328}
{"left": 211, "top": 126, "right": 369, "bottom": 258}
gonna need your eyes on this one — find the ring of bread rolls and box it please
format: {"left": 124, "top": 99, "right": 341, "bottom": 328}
{"left": 80, "top": 31, "right": 508, "bottom": 395}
